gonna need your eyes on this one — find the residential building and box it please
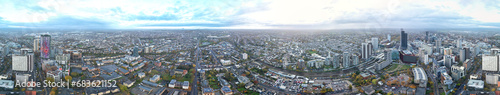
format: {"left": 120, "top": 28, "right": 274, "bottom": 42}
{"left": 0, "top": 80, "right": 14, "bottom": 90}
{"left": 40, "top": 34, "right": 51, "bottom": 59}
{"left": 221, "top": 86, "right": 233, "bottom": 95}
{"left": 362, "top": 43, "right": 373, "bottom": 59}
{"left": 343, "top": 52, "right": 350, "bottom": 68}
{"left": 169, "top": 79, "right": 176, "bottom": 88}
{"left": 150, "top": 75, "right": 161, "bottom": 82}
{"left": 138, "top": 72, "right": 146, "bottom": 78}
{"left": 202, "top": 88, "right": 214, "bottom": 95}
{"left": 220, "top": 59, "right": 232, "bottom": 65}
{"left": 34, "top": 37, "right": 40, "bottom": 52}
{"left": 182, "top": 81, "right": 189, "bottom": 90}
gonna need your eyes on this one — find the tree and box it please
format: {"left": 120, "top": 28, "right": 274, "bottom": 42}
{"left": 348, "top": 85, "right": 352, "bottom": 90}
{"left": 372, "top": 79, "right": 378, "bottom": 85}
{"left": 50, "top": 91, "right": 56, "bottom": 95}
{"left": 65, "top": 76, "right": 72, "bottom": 82}
{"left": 172, "top": 75, "right": 176, "bottom": 79}
{"left": 70, "top": 72, "right": 79, "bottom": 77}
{"left": 46, "top": 77, "right": 55, "bottom": 83}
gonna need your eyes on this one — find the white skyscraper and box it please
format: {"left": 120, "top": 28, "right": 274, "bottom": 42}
{"left": 372, "top": 37, "right": 379, "bottom": 50}
{"left": 482, "top": 55, "right": 499, "bottom": 71}
{"left": 34, "top": 37, "right": 40, "bottom": 52}
{"left": 457, "top": 38, "right": 463, "bottom": 49}
{"left": 12, "top": 55, "right": 28, "bottom": 71}
{"left": 387, "top": 34, "right": 391, "bottom": 41}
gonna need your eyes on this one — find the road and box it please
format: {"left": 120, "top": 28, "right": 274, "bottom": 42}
{"left": 191, "top": 42, "right": 202, "bottom": 95}
{"left": 426, "top": 67, "right": 439, "bottom": 95}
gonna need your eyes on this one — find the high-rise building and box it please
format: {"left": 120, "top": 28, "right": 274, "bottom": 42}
{"left": 144, "top": 45, "right": 154, "bottom": 53}
{"left": 362, "top": 43, "right": 373, "bottom": 59}
{"left": 40, "top": 34, "right": 51, "bottom": 59}
{"left": 34, "top": 37, "right": 40, "bottom": 52}
{"left": 352, "top": 55, "right": 359, "bottom": 66}
{"left": 425, "top": 31, "right": 429, "bottom": 43}
{"left": 2, "top": 47, "right": 9, "bottom": 57}
{"left": 457, "top": 38, "right": 463, "bottom": 49}
{"left": 12, "top": 54, "right": 33, "bottom": 72}
{"left": 436, "top": 38, "right": 442, "bottom": 53}
{"left": 132, "top": 46, "right": 140, "bottom": 57}
{"left": 444, "top": 48, "right": 452, "bottom": 55}
{"left": 482, "top": 54, "right": 499, "bottom": 72}
{"left": 400, "top": 29, "right": 408, "bottom": 50}
{"left": 387, "top": 34, "right": 391, "bottom": 41}
{"left": 56, "top": 54, "right": 70, "bottom": 64}
{"left": 12, "top": 55, "right": 27, "bottom": 71}
{"left": 343, "top": 52, "right": 350, "bottom": 68}
{"left": 460, "top": 48, "right": 470, "bottom": 62}
{"left": 473, "top": 45, "right": 480, "bottom": 56}
{"left": 332, "top": 54, "right": 340, "bottom": 68}
{"left": 444, "top": 55, "right": 453, "bottom": 68}
{"left": 372, "top": 37, "right": 379, "bottom": 50}
{"left": 27, "top": 53, "right": 34, "bottom": 72}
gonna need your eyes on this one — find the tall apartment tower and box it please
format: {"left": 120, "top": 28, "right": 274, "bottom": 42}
{"left": 362, "top": 43, "right": 373, "bottom": 59}
{"left": 400, "top": 29, "right": 408, "bottom": 50}
{"left": 40, "top": 34, "right": 51, "bottom": 59}
{"left": 343, "top": 52, "right": 350, "bottom": 68}
{"left": 34, "top": 37, "right": 40, "bottom": 52}
{"left": 372, "top": 37, "right": 379, "bottom": 50}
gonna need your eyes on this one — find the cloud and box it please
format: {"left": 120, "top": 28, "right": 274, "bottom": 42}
{"left": 0, "top": 0, "right": 499, "bottom": 29}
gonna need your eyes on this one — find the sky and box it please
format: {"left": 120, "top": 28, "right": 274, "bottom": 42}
{"left": 0, "top": 0, "right": 499, "bottom": 29}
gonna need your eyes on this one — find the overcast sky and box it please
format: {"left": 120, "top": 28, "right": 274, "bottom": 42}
{"left": 0, "top": 0, "right": 499, "bottom": 29}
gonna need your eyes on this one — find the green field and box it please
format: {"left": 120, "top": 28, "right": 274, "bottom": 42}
{"left": 385, "top": 64, "right": 411, "bottom": 72}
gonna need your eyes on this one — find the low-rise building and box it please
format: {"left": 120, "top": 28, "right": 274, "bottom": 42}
{"left": 123, "top": 80, "right": 135, "bottom": 87}
{"left": 138, "top": 85, "right": 153, "bottom": 94}
{"left": 467, "top": 79, "right": 484, "bottom": 90}
{"left": 486, "top": 74, "right": 499, "bottom": 85}
{"left": 138, "top": 72, "right": 146, "bottom": 78}
{"left": 150, "top": 75, "right": 161, "bottom": 82}
{"left": 413, "top": 67, "right": 427, "bottom": 87}
{"left": 0, "top": 80, "right": 14, "bottom": 90}
{"left": 237, "top": 76, "right": 250, "bottom": 84}
{"left": 221, "top": 86, "right": 233, "bottom": 95}
{"left": 182, "top": 81, "right": 189, "bottom": 90}
{"left": 221, "top": 59, "right": 232, "bottom": 66}
{"left": 202, "top": 87, "right": 214, "bottom": 95}
{"left": 440, "top": 72, "right": 453, "bottom": 86}
{"left": 169, "top": 79, "right": 177, "bottom": 88}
